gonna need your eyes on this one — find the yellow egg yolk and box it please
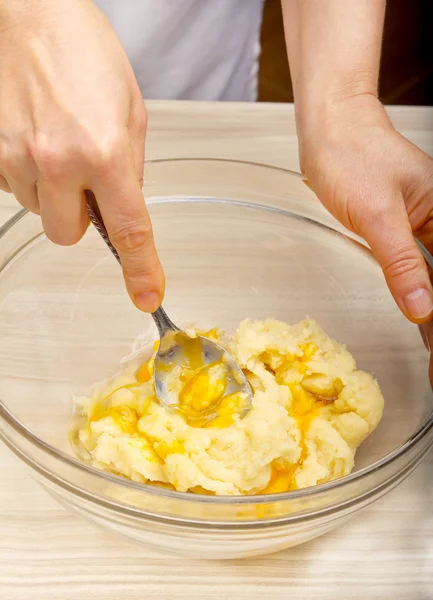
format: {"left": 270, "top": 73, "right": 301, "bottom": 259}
{"left": 262, "top": 386, "right": 324, "bottom": 493}
{"left": 137, "top": 361, "right": 151, "bottom": 383}
{"left": 135, "top": 336, "right": 326, "bottom": 493}
{"left": 153, "top": 331, "right": 241, "bottom": 427}
{"left": 179, "top": 362, "right": 228, "bottom": 413}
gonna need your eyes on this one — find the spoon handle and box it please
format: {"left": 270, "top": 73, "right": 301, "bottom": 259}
{"left": 85, "top": 190, "right": 178, "bottom": 337}
{"left": 85, "top": 191, "right": 121, "bottom": 264}
{"left": 152, "top": 306, "right": 179, "bottom": 336}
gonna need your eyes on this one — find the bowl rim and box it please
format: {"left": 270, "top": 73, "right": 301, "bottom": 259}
{"left": 0, "top": 157, "right": 432, "bottom": 506}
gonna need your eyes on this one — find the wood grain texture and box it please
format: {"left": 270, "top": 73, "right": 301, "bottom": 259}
{"left": 0, "top": 101, "right": 432, "bottom": 600}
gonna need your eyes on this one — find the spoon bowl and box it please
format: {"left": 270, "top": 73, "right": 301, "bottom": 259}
{"left": 154, "top": 328, "right": 252, "bottom": 424}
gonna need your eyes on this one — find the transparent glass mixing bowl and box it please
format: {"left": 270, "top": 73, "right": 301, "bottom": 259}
{"left": 0, "top": 159, "right": 432, "bottom": 559}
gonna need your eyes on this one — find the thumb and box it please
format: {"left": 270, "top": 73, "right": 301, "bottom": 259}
{"left": 357, "top": 196, "right": 433, "bottom": 323}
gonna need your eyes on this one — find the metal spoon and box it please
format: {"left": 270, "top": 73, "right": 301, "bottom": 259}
{"left": 84, "top": 190, "right": 252, "bottom": 423}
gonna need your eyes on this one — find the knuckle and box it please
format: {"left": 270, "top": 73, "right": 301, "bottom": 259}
{"left": 31, "top": 128, "right": 128, "bottom": 179}
{"left": 31, "top": 141, "right": 67, "bottom": 180}
{"left": 351, "top": 198, "right": 384, "bottom": 233}
{"left": 367, "top": 203, "right": 391, "bottom": 226}
{"left": 87, "top": 129, "right": 129, "bottom": 171}
{"left": 29, "top": 137, "right": 53, "bottom": 167}
{"left": 122, "top": 262, "right": 154, "bottom": 284}
{"left": 355, "top": 201, "right": 397, "bottom": 239}
{"left": 109, "top": 221, "right": 152, "bottom": 253}
{"left": 383, "top": 246, "right": 424, "bottom": 280}
{"left": 0, "top": 141, "right": 24, "bottom": 174}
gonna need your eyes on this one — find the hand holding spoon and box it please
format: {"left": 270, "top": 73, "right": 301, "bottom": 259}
{"left": 85, "top": 190, "right": 252, "bottom": 424}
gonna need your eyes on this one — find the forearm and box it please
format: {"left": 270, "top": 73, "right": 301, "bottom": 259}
{"left": 0, "top": 0, "right": 89, "bottom": 26}
{"left": 0, "top": 0, "right": 40, "bottom": 19}
{"left": 281, "top": 0, "right": 386, "bottom": 134}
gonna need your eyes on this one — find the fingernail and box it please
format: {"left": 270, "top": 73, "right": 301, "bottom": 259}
{"left": 135, "top": 291, "right": 160, "bottom": 313}
{"left": 403, "top": 288, "right": 433, "bottom": 320}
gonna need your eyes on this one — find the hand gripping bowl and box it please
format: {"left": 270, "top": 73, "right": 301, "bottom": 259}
{"left": 0, "top": 159, "right": 432, "bottom": 559}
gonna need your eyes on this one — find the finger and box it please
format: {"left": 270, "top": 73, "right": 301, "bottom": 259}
{"left": 37, "top": 179, "right": 89, "bottom": 245}
{"left": 7, "top": 179, "right": 40, "bottom": 213}
{"left": 129, "top": 99, "right": 147, "bottom": 184}
{"left": 92, "top": 150, "right": 164, "bottom": 313}
{"left": 0, "top": 174, "right": 11, "bottom": 193}
{"left": 357, "top": 195, "right": 433, "bottom": 323}
{"left": 130, "top": 134, "right": 145, "bottom": 186}
{"left": 0, "top": 139, "right": 40, "bottom": 202}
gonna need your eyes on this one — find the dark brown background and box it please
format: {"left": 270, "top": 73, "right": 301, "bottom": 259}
{"left": 259, "top": 0, "right": 433, "bottom": 105}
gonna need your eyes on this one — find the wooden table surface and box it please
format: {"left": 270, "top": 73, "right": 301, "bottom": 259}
{"left": 0, "top": 101, "right": 432, "bottom": 600}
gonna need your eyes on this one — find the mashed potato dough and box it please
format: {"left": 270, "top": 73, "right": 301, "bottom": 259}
{"left": 70, "top": 318, "right": 384, "bottom": 495}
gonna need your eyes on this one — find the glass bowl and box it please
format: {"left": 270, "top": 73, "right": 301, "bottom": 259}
{"left": 0, "top": 159, "right": 432, "bottom": 559}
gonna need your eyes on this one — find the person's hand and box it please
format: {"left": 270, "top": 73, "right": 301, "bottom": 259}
{"left": 299, "top": 94, "right": 433, "bottom": 324}
{"left": 0, "top": 0, "right": 164, "bottom": 312}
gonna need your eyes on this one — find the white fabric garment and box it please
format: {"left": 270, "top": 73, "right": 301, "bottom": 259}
{"left": 94, "top": 0, "right": 265, "bottom": 101}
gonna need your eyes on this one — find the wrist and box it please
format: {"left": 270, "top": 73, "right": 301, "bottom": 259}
{"left": 294, "top": 70, "right": 380, "bottom": 135}
{"left": 296, "top": 92, "right": 390, "bottom": 174}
